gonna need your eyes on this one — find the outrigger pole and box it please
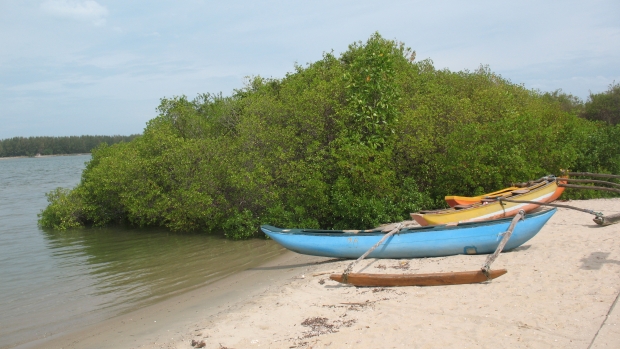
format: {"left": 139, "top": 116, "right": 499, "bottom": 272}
{"left": 330, "top": 212, "right": 525, "bottom": 287}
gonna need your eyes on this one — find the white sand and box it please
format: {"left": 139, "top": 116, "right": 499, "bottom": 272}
{"left": 35, "top": 199, "right": 620, "bottom": 349}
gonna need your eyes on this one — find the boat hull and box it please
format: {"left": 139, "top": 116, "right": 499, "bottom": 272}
{"left": 260, "top": 208, "right": 556, "bottom": 259}
{"left": 445, "top": 187, "right": 519, "bottom": 207}
{"left": 413, "top": 180, "right": 564, "bottom": 226}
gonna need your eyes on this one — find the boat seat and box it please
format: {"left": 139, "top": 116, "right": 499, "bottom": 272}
{"left": 454, "top": 204, "right": 474, "bottom": 210}
{"left": 511, "top": 189, "right": 530, "bottom": 195}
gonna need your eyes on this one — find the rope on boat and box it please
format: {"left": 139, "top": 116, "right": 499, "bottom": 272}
{"left": 340, "top": 223, "right": 403, "bottom": 284}
{"left": 481, "top": 210, "right": 524, "bottom": 279}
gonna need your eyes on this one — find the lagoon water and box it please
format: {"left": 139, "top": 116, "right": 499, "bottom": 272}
{"left": 0, "top": 155, "right": 287, "bottom": 349}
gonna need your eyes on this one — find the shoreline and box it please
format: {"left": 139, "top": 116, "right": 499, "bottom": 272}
{"left": 23, "top": 199, "right": 620, "bottom": 349}
{"left": 20, "top": 252, "right": 330, "bottom": 349}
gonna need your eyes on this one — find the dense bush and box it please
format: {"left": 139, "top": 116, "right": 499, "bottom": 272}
{"left": 581, "top": 82, "right": 620, "bottom": 125}
{"left": 39, "top": 33, "right": 620, "bottom": 238}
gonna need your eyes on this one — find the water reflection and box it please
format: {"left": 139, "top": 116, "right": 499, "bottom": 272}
{"left": 3, "top": 227, "right": 287, "bottom": 348}
{"left": 41, "top": 227, "right": 285, "bottom": 313}
{"left": 0, "top": 155, "right": 287, "bottom": 349}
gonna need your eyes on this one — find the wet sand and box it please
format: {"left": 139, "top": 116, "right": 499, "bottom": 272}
{"left": 27, "top": 199, "right": 620, "bottom": 349}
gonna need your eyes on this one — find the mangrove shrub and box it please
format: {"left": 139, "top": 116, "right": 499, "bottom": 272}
{"left": 39, "top": 33, "right": 620, "bottom": 238}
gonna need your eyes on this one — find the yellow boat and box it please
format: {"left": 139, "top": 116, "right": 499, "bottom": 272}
{"left": 412, "top": 178, "right": 565, "bottom": 226}
{"left": 445, "top": 186, "right": 520, "bottom": 207}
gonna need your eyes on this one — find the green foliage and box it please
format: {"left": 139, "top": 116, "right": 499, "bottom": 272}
{"left": 38, "top": 188, "right": 84, "bottom": 230}
{"left": 341, "top": 33, "right": 408, "bottom": 148}
{"left": 560, "top": 121, "right": 620, "bottom": 199}
{"left": 39, "top": 33, "right": 620, "bottom": 238}
{"left": 0, "top": 135, "right": 139, "bottom": 157}
{"left": 542, "top": 89, "right": 584, "bottom": 115}
{"left": 581, "top": 82, "right": 620, "bottom": 125}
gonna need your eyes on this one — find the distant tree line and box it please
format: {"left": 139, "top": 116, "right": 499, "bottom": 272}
{"left": 543, "top": 82, "right": 620, "bottom": 125}
{"left": 0, "top": 135, "right": 140, "bottom": 157}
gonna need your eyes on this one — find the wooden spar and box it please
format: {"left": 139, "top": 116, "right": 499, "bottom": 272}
{"left": 558, "top": 183, "right": 620, "bottom": 194}
{"left": 329, "top": 269, "right": 507, "bottom": 287}
{"left": 498, "top": 197, "right": 603, "bottom": 216}
{"left": 561, "top": 178, "right": 620, "bottom": 189}
{"left": 482, "top": 210, "right": 524, "bottom": 276}
{"left": 498, "top": 197, "right": 619, "bottom": 226}
{"left": 340, "top": 223, "right": 402, "bottom": 283}
{"left": 564, "top": 172, "right": 620, "bottom": 179}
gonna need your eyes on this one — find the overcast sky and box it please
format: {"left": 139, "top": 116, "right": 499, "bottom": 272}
{"left": 1, "top": 0, "right": 619, "bottom": 139}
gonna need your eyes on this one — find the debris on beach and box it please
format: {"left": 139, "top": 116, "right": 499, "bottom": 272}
{"left": 191, "top": 339, "right": 206, "bottom": 348}
{"left": 300, "top": 316, "right": 356, "bottom": 339}
{"left": 392, "top": 261, "right": 410, "bottom": 270}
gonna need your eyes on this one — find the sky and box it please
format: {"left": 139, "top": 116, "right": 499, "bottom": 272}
{"left": 1, "top": 0, "right": 619, "bottom": 139}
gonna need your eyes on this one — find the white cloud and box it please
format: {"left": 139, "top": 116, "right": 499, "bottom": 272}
{"left": 40, "top": 0, "right": 108, "bottom": 26}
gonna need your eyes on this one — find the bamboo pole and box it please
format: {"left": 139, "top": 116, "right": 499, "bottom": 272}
{"left": 561, "top": 178, "right": 620, "bottom": 188}
{"left": 498, "top": 198, "right": 619, "bottom": 226}
{"left": 498, "top": 197, "right": 604, "bottom": 216}
{"left": 340, "top": 223, "right": 402, "bottom": 283}
{"left": 558, "top": 183, "right": 620, "bottom": 194}
{"left": 564, "top": 172, "right": 620, "bottom": 179}
{"left": 481, "top": 210, "right": 524, "bottom": 278}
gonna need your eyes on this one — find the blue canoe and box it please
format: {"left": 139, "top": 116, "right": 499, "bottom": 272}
{"left": 261, "top": 208, "right": 556, "bottom": 259}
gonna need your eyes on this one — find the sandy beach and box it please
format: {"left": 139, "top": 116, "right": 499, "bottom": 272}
{"left": 31, "top": 198, "right": 620, "bottom": 349}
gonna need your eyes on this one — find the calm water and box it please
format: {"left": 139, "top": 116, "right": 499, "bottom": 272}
{"left": 0, "top": 155, "right": 287, "bottom": 349}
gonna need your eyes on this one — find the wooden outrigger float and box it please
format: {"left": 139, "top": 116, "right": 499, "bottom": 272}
{"left": 330, "top": 211, "right": 527, "bottom": 287}
{"left": 329, "top": 269, "right": 508, "bottom": 287}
